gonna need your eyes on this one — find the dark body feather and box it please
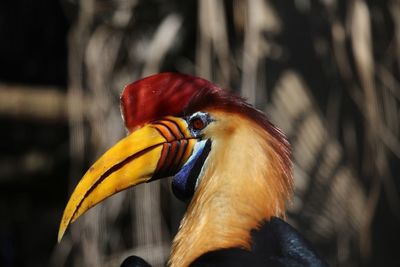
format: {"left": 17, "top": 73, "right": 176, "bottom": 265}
{"left": 121, "top": 218, "right": 328, "bottom": 267}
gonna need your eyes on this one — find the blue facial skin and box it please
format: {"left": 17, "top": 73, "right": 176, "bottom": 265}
{"left": 172, "top": 140, "right": 210, "bottom": 201}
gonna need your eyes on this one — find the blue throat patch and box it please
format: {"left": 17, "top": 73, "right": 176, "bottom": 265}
{"left": 172, "top": 139, "right": 212, "bottom": 201}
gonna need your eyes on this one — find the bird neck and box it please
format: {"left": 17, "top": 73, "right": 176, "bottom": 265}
{"left": 169, "top": 118, "right": 291, "bottom": 267}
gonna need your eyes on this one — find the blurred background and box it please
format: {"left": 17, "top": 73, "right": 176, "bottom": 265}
{"left": 1, "top": 0, "right": 399, "bottom": 266}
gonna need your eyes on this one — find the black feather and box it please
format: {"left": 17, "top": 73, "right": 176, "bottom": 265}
{"left": 190, "top": 217, "right": 328, "bottom": 267}
{"left": 120, "top": 218, "right": 328, "bottom": 267}
{"left": 120, "top": 256, "right": 152, "bottom": 267}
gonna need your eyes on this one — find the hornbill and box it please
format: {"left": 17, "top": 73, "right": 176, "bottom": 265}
{"left": 58, "top": 73, "right": 328, "bottom": 267}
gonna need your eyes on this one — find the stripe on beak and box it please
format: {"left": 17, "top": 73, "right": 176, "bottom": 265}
{"left": 58, "top": 116, "right": 197, "bottom": 242}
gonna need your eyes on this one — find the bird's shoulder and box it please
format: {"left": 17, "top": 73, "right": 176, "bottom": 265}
{"left": 190, "top": 217, "right": 329, "bottom": 267}
{"left": 120, "top": 218, "right": 328, "bottom": 267}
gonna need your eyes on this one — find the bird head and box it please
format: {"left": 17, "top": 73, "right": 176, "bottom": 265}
{"left": 58, "top": 73, "right": 293, "bottom": 266}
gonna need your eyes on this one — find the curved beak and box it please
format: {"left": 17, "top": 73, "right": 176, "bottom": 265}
{"left": 58, "top": 117, "right": 196, "bottom": 242}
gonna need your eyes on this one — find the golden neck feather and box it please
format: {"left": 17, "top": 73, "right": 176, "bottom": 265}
{"left": 169, "top": 113, "right": 293, "bottom": 267}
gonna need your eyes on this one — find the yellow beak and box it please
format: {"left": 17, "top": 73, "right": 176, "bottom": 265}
{"left": 58, "top": 116, "right": 196, "bottom": 242}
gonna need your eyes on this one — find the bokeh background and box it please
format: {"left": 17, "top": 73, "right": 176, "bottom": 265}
{"left": 1, "top": 0, "right": 399, "bottom": 266}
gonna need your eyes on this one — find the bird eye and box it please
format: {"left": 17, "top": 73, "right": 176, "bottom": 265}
{"left": 191, "top": 118, "right": 205, "bottom": 130}
{"left": 188, "top": 112, "right": 211, "bottom": 133}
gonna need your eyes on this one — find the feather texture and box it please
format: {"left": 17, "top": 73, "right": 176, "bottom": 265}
{"left": 170, "top": 111, "right": 293, "bottom": 266}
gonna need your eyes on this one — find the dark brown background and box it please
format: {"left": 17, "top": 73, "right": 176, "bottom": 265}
{"left": 0, "top": 0, "right": 399, "bottom": 266}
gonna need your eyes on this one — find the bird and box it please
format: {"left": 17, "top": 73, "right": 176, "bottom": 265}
{"left": 58, "top": 72, "right": 328, "bottom": 267}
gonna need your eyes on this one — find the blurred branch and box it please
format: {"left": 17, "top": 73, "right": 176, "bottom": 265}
{"left": 0, "top": 84, "right": 67, "bottom": 122}
{"left": 268, "top": 71, "right": 368, "bottom": 265}
{"left": 0, "top": 150, "right": 51, "bottom": 180}
{"left": 241, "top": 0, "right": 280, "bottom": 105}
{"left": 142, "top": 14, "right": 183, "bottom": 76}
{"left": 348, "top": 87, "right": 400, "bottom": 159}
